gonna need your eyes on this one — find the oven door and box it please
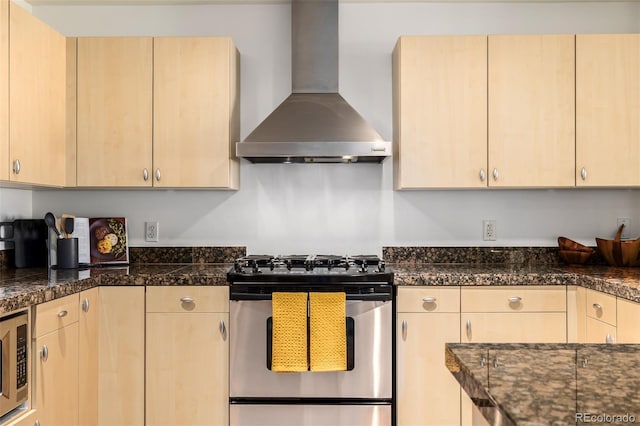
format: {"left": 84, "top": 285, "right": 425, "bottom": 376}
{"left": 229, "top": 297, "right": 392, "bottom": 399}
{"left": 230, "top": 403, "right": 391, "bottom": 426}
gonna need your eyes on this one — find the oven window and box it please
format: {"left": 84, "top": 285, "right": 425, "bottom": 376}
{"left": 266, "top": 317, "right": 355, "bottom": 371}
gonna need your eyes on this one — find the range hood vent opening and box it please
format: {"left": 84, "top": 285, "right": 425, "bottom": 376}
{"left": 236, "top": 0, "right": 391, "bottom": 164}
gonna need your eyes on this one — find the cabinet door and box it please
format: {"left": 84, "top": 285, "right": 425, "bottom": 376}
{"left": 35, "top": 323, "right": 79, "bottom": 426}
{"left": 393, "top": 36, "right": 487, "bottom": 189}
{"left": 617, "top": 298, "right": 640, "bottom": 343}
{"left": 99, "top": 286, "right": 145, "bottom": 425}
{"left": 153, "top": 37, "right": 239, "bottom": 189}
{"left": 77, "top": 37, "right": 153, "bottom": 187}
{"left": 488, "top": 35, "right": 575, "bottom": 187}
{"left": 397, "top": 312, "right": 461, "bottom": 426}
{"left": 585, "top": 317, "right": 616, "bottom": 344}
{"left": 79, "top": 287, "right": 99, "bottom": 425}
{"left": 0, "top": 0, "right": 7, "bottom": 181}
{"left": 9, "top": 2, "right": 69, "bottom": 186}
{"left": 146, "top": 311, "right": 229, "bottom": 426}
{"left": 461, "top": 313, "right": 566, "bottom": 343}
{"left": 576, "top": 34, "right": 640, "bottom": 186}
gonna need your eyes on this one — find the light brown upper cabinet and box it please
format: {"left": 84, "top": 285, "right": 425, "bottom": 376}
{"left": 153, "top": 37, "right": 239, "bottom": 189}
{"left": 9, "top": 2, "right": 73, "bottom": 186}
{"left": 393, "top": 36, "right": 487, "bottom": 189}
{"left": 0, "top": 0, "right": 8, "bottom": 181}
{"left": 77, "top": 37, "right": 153, "bottom": 187}
{"left": 576, "top": 34, "right": 640, "bottom": 187}
{"left": 488, "top": 34, "right": 575, "bottom": 188}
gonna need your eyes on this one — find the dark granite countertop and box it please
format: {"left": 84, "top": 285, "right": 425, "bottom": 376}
{"left": 0, "top": 264, "right": 231, "bottom": 315}
{"left": 392, "top": 264, "right": 640, "bottom": 302}
{"left": 1, "top": 262, "right": 640, "bottom": 315}
{"left": 446, "top": 342, "right": 640, "bottom": 425}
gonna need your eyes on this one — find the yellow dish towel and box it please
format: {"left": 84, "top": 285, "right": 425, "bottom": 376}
{"left": 309, "top": 292, "right": 347, "bottom": 372}
{"left": 272, "top": 292, "right": 309, "bottom": 372}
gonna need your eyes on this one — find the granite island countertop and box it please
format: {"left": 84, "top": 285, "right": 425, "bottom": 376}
{"left": 446, "top": 342, "right": 640, "bottom": 425}
{"left": 0, "top": 262, "right": 639, "bottom": 314}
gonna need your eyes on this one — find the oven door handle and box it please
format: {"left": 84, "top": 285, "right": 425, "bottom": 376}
{"left": 231, "top": 292, "right": 391, "bottom": 302}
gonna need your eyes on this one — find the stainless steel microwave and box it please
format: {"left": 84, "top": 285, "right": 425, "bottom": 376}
{"left": 0, "top": 312, "right": 28, "bottom": 418}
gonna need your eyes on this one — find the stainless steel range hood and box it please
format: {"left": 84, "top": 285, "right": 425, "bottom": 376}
{"left": 236, "top": 0, "right": 391, "bottom": 163}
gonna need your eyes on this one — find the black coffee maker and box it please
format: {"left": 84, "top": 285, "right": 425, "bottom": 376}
{"left": 0, "top": 219, "right": 48, "bottom": 268}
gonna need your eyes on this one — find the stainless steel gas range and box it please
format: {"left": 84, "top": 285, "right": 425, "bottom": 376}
{"left": 227, "top": 255, "right": 395, "bottom": 426}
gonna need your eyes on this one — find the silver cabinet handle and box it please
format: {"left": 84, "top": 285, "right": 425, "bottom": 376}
{"left": 493, "top": 357, "right": 500, "bottom": 369}
{"left": 422, "top": 297, "right": 436, "bottom": 303}
{"left": 508, "top": 296, "right": 522, "bottom": 303}
{"left": 41, "top": 345, "right": 48, "bottom": 362}
{"left": 180, "top": 297, "right": 194, "bottom": 304}
{"left": 57, "top": 310, "right": 68, "bottom": 318}
{"left": 479, "top": 169, "right": 486, "bottom": 182}
{"left": 219, "top": 320, "right": 226, "bottom": 335}
{"left": 582, "top": 357, "right": 588, "bottom": 368}
{"left": 581, "top": 167, "right": 587, "bottom": 181}
{"left": 35, "top": 420, "right": 40, "bottom": 426}
{"left": 143, "top": 168, "right": 149, "bottom": 181}
{"left": 466, "top": 319, "right": 472, "bottom": 340}
{"left": 606, "top": 334, "right": 613, "bottom": 344}
{"left": 401, "top": 319, "right": 407, "bottom": 339}
{"left": 155, "top": 168, "right": 161, "bottom": 181}
{"left": 492, "top": 168, "right": 499, "bottom": 181}
{"left": 480, "top": 355, "right": 486, "bottom": 367}
{"left": 82, "top": 298, "right": 90, "bottom": 313}
{"left": 592, "top": 303, "right": 602, "bottom": 310}
{"left": 13, "top": 159, "right": 20, "bottom": 175}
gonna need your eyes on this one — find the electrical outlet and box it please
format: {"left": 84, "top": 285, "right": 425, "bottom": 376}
{"left": 483, "top": 220, "right": 497, "bottom": 241}
{"left": 617, "top": 218, "right": 631, "bottom": 239}
{"left": 145, "top": 221, "right": 159, "bottom": 242}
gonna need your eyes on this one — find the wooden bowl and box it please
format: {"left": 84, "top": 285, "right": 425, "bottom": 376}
{"left": 557, "top": 236, "right": 593, "bottom": 253}
{"left": 558, "top": 249, "right": 593, "bottom": 265}
{"left": 595, "top": 238, "right": 640, "bottom": 267}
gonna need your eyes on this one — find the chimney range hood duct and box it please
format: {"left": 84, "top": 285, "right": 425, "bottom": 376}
{"left": 236, "top": 0, "right": 391, "bottom": 163}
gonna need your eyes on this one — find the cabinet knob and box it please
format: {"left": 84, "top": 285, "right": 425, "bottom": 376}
{"left": 493, "top": 357, "right": 500, "bottom": 369}
{"left": 57, "top": 310, "right": 68, "bottom": 318}
{"left": 422, "top": 297, "right": 436, "bottom": 303}
{"left": 143, "top": 168, "right": 149, "bottom": 181}
{"left": 34, "top": 421, "right": 40, "bottom": 426}
{"left": 466, "top": 319, "right": 472, "bottom": 340}
{"left": 582, "top": 357, "right": 588, "bottom": 368}
{"left": 581, "top": 167, "right": 587, "bottom": 181}
{"left": 605, "top": 334, "right": 614, "bottom": 344}
{"left": 508, "top": 296, "right": 522, "bottom": 303}
{"left": 219, "top": 320, "right": 226, "bottom": 336}
{"left": 82, "top": 297, "right": 90, "bottom": 312}
{"left": 480, "top": 355, "right": 486, "bottom": 367}
{"left": 492, "top": 168, "right": 499, "bottom": 181}
{"left": 592, "top": 303, "right": 602, "bottom": 310}
{"left": 155, "top": 169, "right": 161, "bottom": 181}
{"left": 479, "top": 169, "right": 486, "bottom": 182}
{"left": 13, "top": 159, "right": 20, "bottom": 175}
{"left": 401, "top": 319, "right": 407, "bottom": 340}
{"left": 41, "top": 345, "right": 48, "bottom": 362}
{"left": 180, "top": 297, "right": 194, "bottom": 304}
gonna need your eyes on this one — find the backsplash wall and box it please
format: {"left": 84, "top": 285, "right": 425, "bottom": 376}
{"left": 20, "top": 1, "right": 640, "bottom": 255}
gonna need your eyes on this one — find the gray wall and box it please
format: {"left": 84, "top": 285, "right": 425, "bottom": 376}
{"left": 4, "top": 1, "right": 639, "bottom": 255}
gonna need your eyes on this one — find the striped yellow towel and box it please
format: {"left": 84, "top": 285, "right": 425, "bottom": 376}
{"left": 309, "top": 292, "right": 347, "bottom": 372}
{"left": 272, "top": 292, "right": 309, "bottom": 372}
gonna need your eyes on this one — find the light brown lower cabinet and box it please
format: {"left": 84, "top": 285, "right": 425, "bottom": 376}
{"left": 4, "top": 409, "right": 38, "bottom": 426}
{"left": 617, "top": 298, "right": 640, "bottom": 343}
{"left": 396, "top": 287, "right": 461, "bottom": 426}
{"left": 146, "top": 286, "right": 229, "bottom": 426}
{"left": 34, "top": 294, "right": 79, "bottom": 426}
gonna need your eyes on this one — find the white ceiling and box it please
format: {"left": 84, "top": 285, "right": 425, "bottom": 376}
{"left": 25, "top": 0, "right": 640, "bottom": 5}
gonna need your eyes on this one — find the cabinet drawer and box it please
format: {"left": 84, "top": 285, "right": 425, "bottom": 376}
{"left": 146, "top": 286, "right": 228, "bottom": 313}
{"left": 461, "top": 286, "right": 566, "bottom": 312}
{"left": 35, "top": 293, "right": 79, "bottom": 337}
{"left": 586, "top": 289, "right": 616, "bottom": 326}
{"left": 397, "top": 287, "right": 460, "bottom": 313}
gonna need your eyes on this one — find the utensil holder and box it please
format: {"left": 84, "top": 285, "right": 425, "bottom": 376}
{"left": 57, "top": 238, "right": 79, "bottom": 269}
